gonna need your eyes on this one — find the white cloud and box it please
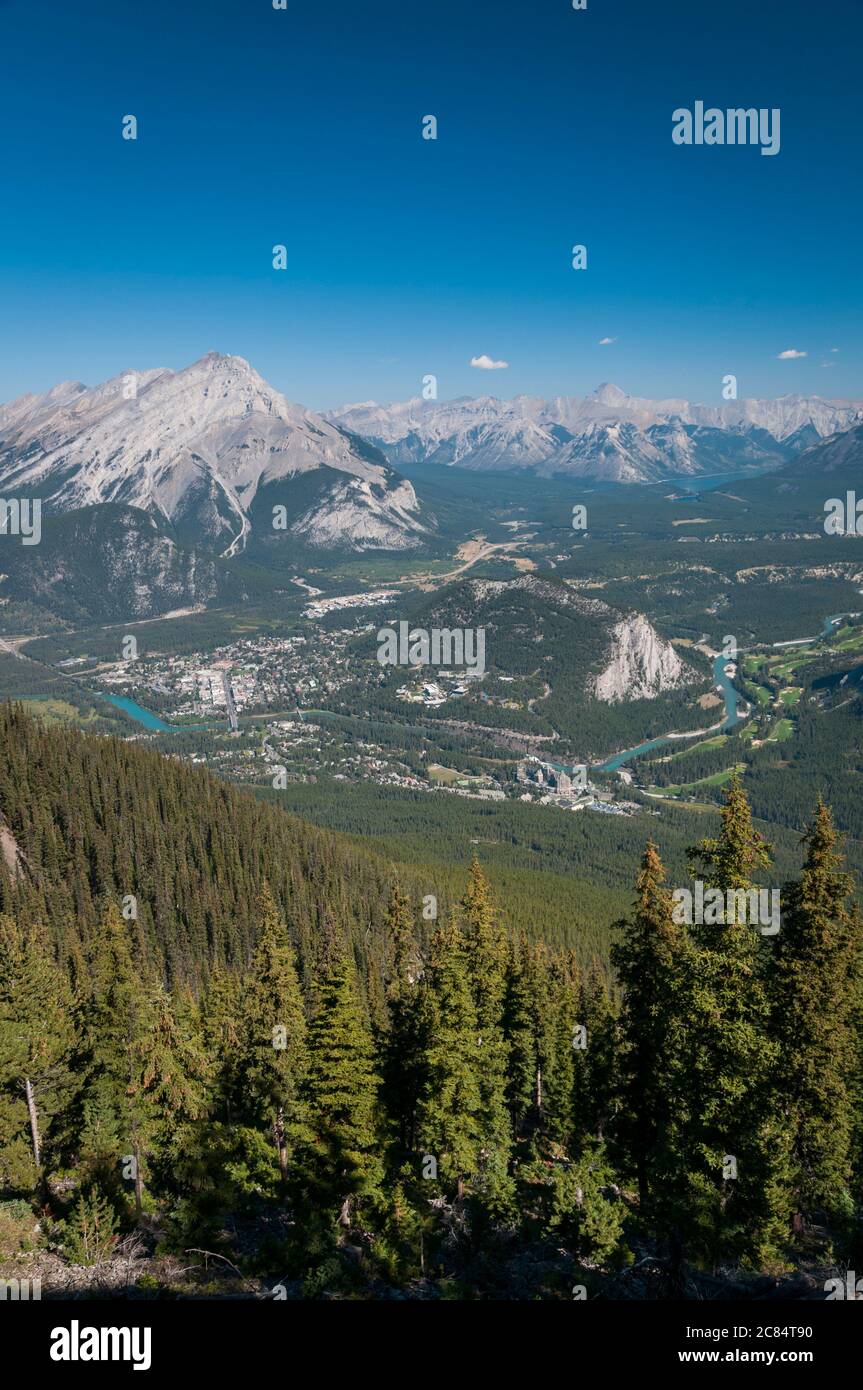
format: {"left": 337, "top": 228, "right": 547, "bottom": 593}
{"left": 776, "top": 348, "right": 807, "bottom": 359}
{"left": 470, "top": 354, "right": 509, "bottom": 370}
{"left": 830, "top": 347, "right": 840, "bottom": 353}
{"left": 598, "top": 336, "right": 617, "bottom": 346}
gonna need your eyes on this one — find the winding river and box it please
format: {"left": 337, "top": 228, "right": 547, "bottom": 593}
{"left": 593, "top": 613, "right": 850, "bottom": 773}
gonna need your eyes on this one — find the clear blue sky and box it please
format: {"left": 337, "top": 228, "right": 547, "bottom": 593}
{"left": 0, "top": 0, "right": 860, "bottom": 409}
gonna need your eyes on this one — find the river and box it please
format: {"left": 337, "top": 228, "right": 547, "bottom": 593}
{"left": 97, "top": 693, "right": 218, "bottom": 732}
{"left": 593, "top": 612, "right": 851, "bottom": 772}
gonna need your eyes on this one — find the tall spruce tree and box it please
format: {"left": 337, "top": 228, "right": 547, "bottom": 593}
{"left": 305, "top": 949, "right": 382, "bottom": 1224}
{"left": 201, "top": 966, "right": 243, "bottom": 1124}
{"left": 125, "top": 980, "right": 209, "bottom": 1211}
{"left": 611, "top": 842, "right": 687, "bottom": 1216}
{"left": 503, "top": 934, "right": 537, "bottom": 1138}
{"left": 503, "top": 937, "right": 559, "bottom": 1143}
{"left": 415, "top": 917, "right": 481, "bottom": 1195}
{"left": 572, "top": 959, "right": 618, "bottom": 1146}
{"left": 462, "top": 859, "right": 514, "bottom": 1211}
{"left": 542, "top": 956, "right": 579, "bottom": 1151}
{"left": 81, "top": 904, "right": 168, "bottom": 1217}
{"left": 771, "top": 801, "right": 863, "bottom": 1226}
{"left": 683, "top": 775, "right": 785, "bottom": 1265}
{"left": 380, "top": 885, "right": 426, "bottom": 1158}
{"left": 81, "top": 904, "right": 148, "bottom": 1162}
{"left": 0, "top": 914, "right": 77, "bottom": 1178}
{"left": 235, "top": 886, "right": 309, "bottom": 1182}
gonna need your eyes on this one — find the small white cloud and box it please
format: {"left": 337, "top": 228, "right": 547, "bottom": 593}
{"left": 830, "top": 346, "right": 840, "bottom": 353}
{"left": 820, "top": 361, "right": 835, "bottom": 368}
{"left": 598, "top": 336, "right": 617, "bottom": 346}
{"left": 776, "top": 348, "right": 807, "bottom": 359}
{"left": 470, "top": 354, "right": 509, "bottom": 370}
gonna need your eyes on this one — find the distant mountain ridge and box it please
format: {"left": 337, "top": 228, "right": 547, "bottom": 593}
{"left": 780, "top": 421, "right": 863, "bottom": 477}
{"left": 329, "top": 384, "right": 863, "bottom": 482}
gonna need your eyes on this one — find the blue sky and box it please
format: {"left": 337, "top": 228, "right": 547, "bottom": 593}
{"left": 0, "top": 0, "right": 860, "bottom": 409}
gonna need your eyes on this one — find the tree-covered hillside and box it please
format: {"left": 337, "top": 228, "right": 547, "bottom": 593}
{"left": 1, "top": 712, "right": 861, "bottom": 1299}
{"left": 0, "top": 706, "right": 434, "bottom": 990}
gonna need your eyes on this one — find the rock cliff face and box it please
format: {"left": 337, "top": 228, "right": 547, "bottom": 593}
{"left": 0, "top": 815, "right": 26, "bottom": 880}
{"left": 292, "top": 475, "right": 426, "bottom": 551}
{"left": 592, "top": 613, "right": 695, "bottom": 702}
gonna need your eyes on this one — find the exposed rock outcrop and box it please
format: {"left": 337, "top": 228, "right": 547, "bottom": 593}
{"left": 592, "top": 613, "right": 696, "bottom": 703}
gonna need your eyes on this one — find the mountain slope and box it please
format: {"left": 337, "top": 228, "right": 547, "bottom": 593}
{"left": 0, "top": 504, "right": 239, "bottom": 627}
{"left": 0, "top": 353, "right": 428, "bottom": 557}
{"left": 0, "top": 705, "right": 426, "bottom": 986}
{"left": 438, "top": 575, "right": 699, "bottom": 702}
{"left": 708, "top": 424, "right": 863, "bottom": 530}
{"left": 780, "top": 422, "right": 863, "bottom": 478}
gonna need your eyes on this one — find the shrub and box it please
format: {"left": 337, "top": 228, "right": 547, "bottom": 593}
{"left": 62, "top": 1187, "right": 119, "bottom": 1267}
{"left": 0, "top": 1199, "right": 40, "bottom": 1259}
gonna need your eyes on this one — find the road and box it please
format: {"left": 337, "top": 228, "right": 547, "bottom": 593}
{"left": 221, "top": 672, "right": 239, "bottom": 732}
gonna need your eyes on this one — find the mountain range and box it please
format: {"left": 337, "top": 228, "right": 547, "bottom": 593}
{"left": 1, "top": 358, "right": 862, "bottom": 589}
{"left": 329, "top": 383, "right": 863, "bottom": 482}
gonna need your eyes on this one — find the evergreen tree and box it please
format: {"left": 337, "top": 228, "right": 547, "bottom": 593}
{"left": 201, "top": 966, "right": 243, "bottom": 1123}
{"left": 688, "top": 773, "right": 774, "bottom": 892}
{"left": 572, "top": 960, "right": 618, "bottom": 1146}
{"left": 542, "top": 956, "right": 578, "bottom": 1150}
{"left": 126, "top": 981, "right": 209, "bottom": 1205}
{"left": 503, "top": 934, "right": 537, "bottom": 1138}
{"left": 305, "top": 949, "right": 382, "bottom": 1224}
{"left": 62, "top": 1185, "right": 120, "bottom": 1266}
{"left": 235, "top": 886, "right": 309, "bottom": 1181}
{"left": 682, "top": 775, "right": 784, "bottom": 1265}
{"left": 0, "top": 914, "right": 77, "bottom": 1178}
{"left": 519, "top": 1140, "right": 625, "bottom": 1263}
{"left": 415, "top": 917, "right": 481, "bottom": 1195}
{"left": 771, "top": 801, "right": 863, "bottom": 1225}
{"left": 80, "top": 904, "right": 159, "bottom": 1217}
{"left": 611, "top": 842, "right": 687, "bottom": 1215}
{"left": 461, "top": 858, "right": 513, "bottom": 1210}
{"left": 502, "top": 938, "right": 560, "bottom": 1144}
{"left": 380, "top": 885, "right": 426, "bottom": 1158}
